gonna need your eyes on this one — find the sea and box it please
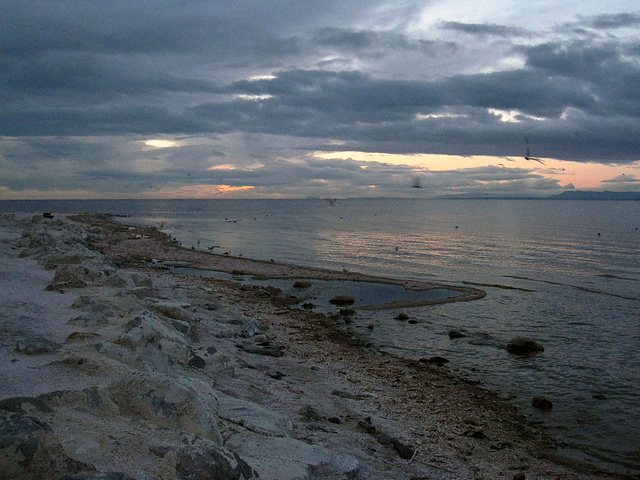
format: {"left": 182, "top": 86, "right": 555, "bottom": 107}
{"left": 2, "top": 197, "right": 639, "bottom": 473}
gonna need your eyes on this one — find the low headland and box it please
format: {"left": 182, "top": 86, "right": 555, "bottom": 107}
{"left": 0, "top": 212, "right": 630, "bottom": 480}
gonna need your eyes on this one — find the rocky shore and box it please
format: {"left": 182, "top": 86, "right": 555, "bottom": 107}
{"left": 0, "top": 212, "right": 628, "bottom": 479}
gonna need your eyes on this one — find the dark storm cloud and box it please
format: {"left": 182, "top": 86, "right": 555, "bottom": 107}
{"left": 194, "top": 51, "right": 639, "bottom": 161}
{"left": 1, "top": 1, "right": 639, "bottom": 199}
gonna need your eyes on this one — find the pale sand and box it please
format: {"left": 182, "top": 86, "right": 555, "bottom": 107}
{"left": 0, "top": 212, "right": 623, "bottom": 479}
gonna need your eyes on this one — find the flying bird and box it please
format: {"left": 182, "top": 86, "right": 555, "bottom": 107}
{"left": 524, "top": 138, "right": 545, "bottom": 165}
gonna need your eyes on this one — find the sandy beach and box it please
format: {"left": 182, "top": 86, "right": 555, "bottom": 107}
{"left": 0, "top": 212, "right": 627, "bottom": 480}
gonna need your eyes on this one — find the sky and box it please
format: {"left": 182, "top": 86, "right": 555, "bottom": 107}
{"left": 1, "top": 0, "right": 640, "bottom": 199}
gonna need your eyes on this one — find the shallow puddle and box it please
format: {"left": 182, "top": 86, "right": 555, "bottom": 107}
{"left": 168, "top": 266, "right": 461, "bottom": 312}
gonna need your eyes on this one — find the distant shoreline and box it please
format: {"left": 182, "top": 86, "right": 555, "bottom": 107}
{"left": 1, "top": 190, "right": 640, "bottom": 205}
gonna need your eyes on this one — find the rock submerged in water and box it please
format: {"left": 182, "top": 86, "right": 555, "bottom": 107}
{"left": 419, "top": 356, "right": 450, "bottom": 366}
{"left": 329, "top": 294, "right": 355, "bottom": 306}
{"left": 531, "top": 396, "right": 553, "bottom": 410}
{"left": 506, "top": 337, "right": 544, "bottom": 354}
{"left": 448, "top": 330, "right": 466, "bottom": 339}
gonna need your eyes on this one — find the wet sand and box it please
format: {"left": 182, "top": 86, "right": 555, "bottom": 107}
{"left": 0, "top": 212, "right": 626, "bottom": 479}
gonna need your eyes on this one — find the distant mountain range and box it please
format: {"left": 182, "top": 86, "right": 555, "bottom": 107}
{"left": 437, "top": 191, "right": 640, "bottom": 200}
{"left": 549, "top": 191, "right": 640, "bottom": 200}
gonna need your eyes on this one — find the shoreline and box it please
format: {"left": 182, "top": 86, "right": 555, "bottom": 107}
{"left": 76, "top": 213, "right": 487, "bottom": 307}
{"left": 0, "top": 212, "right": 628, "bottom": 479}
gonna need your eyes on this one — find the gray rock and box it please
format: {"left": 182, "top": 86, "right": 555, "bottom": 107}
{"left": 127, "top": 287, "right": 156, "bottom": 299}
{"left": 299, "top": 405, "right": 322, "bottom": 422}
{"left": 15, "top": 336, "right": 61, "bottom": 355}
{"left": 46, "top": 264, "right": 113, "bottom": 290}
{"left": 91, "top": 341, "right": 145, "bottom": 369}
{"left": 0, "top": 410, "right": 92, "bottom": 479}
{"left": 70, "top": 296, "right": 119, "bottom": 318}
{"left": 217, "top": 392, "right": 292, "bottom": 437}
{"left": 42, "top": 253, "right": 84, "bottom": 269}
{"left": 116, "top": 310, "right": 192, "bottom": 367}
{"left": 176, "top": 444, "right": 257, "bottom": 480}
{"left": 226, "top": 433, "right": 358, "bottom": 480}
{"left": 0, "top": 396, "right": 54, "bottom": 413}
{"left": 144, "top": 300, "right": 194, "bottom": 323}
{"left": 187, "top": 352, "right": 206, "bottom": 369}
{"left": 103, "top": 275, "right": 128, "bottom": 287}
{"left": 58, "top": 473, "right": 138, "bottom": 480}
{"left": 128, "top": 272, "right": 153, "bottom": 288}
{"left": 106, "top": 372, "right": 223, "bottom": 444}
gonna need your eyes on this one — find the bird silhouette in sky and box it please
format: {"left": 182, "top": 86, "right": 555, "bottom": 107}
{"left": 524, "top": 138, "right": 545, "bottom": 165}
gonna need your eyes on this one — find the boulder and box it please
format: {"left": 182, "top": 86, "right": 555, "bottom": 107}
{"left": 116, "top": 311, "right": 192, "bottom": 368}
{"left": 144, "top": 300, "right": 194, "bottom": 323}
{"left": 15, "top": 335, "right": 61, "bottom": 355}
{"left": 225, "top": 433, "right": 358, "bottom": 480}
{"left": 105, "top": 372, "right": 223, "bottom": 444}
{"left": 506, "top": 337, "right": 544, "bottom": 354}
{"left": 216, "top": 392, "right": 292, "bottom": 437}
{"left": 46, "top": 264, "right": 108, "bottom": 290}
{"left": 292, "top": 281, "right": 312, "bottom": 289}
{"left": 0, "top": 410, "right": 92, "bottom": 479}
{"left": 175, "top": 444, "right": 257, "bottom": 480}
{"left": 103, "top": 274, "right": 128, "bottom": 288}
{"left": 128, "top": 272, "right": 153, "bottom": 288}
{"left": 42, "top": 253, "right": 84, "bottom": 269}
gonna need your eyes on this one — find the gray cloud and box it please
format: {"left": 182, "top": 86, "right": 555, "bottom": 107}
{"left": 576, "top": 13, "right": 640, "bottom": 30}
{"left": 439, "top": 21, "right": 530, "bottom": 38}
{"left": 602, "top": 174, "right": 640, "bottom": 184}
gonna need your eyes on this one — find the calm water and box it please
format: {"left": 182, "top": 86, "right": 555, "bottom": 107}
{"left": 2, "top": 198, "right": 639, "bottom": 473}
